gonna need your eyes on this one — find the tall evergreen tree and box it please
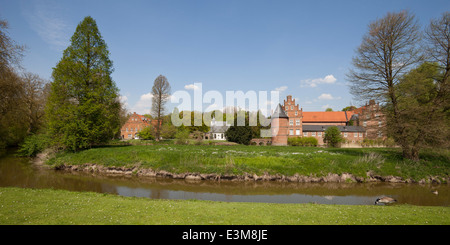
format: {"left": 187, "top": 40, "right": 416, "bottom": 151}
{"left": 46, "top": 16, "right": 121, "bottom": 151}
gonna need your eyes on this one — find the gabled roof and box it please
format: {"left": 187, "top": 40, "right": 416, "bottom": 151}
{"left": 210, "top": 125, "right": 229, "bottom": 133}
{"left": 302, "top": 111, "right": 349, "bottom": 122}
{"left": 271, "top": 104, "right": 289, "bottom": 118}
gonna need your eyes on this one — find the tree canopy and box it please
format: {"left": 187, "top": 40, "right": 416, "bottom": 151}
{"left": 46, "top": 16, "right": 121, "bottom": 151}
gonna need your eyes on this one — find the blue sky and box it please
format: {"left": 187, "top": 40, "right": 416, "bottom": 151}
{"left": 1, "top": 0, "right": 448, "bottom": 115}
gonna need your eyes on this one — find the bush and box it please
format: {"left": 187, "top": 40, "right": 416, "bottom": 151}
{"left": 175, "top": 128, "right": 190, "bottom": 145}
{"left": 17, "top": 133, "right": 51, "bottom": 157}
{"left": 137, "top": 126, "right": 155, "bottom": 140}
{"left": 288, "top": 137, "right": 318, "bottom": 146}
{"left": 361, "top": 137, "right": 397, "bottom": 147}
{"left": 225, "top": 125, "right": 253, "bottom": 145}
{"left": 323, "top": 126, "right": 343, "bottom": 147}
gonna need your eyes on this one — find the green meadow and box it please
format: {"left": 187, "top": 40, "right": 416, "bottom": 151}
{"left": 1, "top": 187, "right": 448, "bottom": 225}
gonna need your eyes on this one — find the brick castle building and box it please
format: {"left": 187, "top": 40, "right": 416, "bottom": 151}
{"left": 121, "top": 96, "right": 385, "bottom": 145}
{"left": 120, "top": 112, "right": 159, "bottom": 140}
{"left": 271, "top": 95, "right": 384, "bottom": 146}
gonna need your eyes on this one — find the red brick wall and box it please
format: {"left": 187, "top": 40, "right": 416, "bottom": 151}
{"left": 271, "top": 117, "right": 289, "bottom": 146}
{"left": 120, "top": 112, "right": 156, "bottom": 139}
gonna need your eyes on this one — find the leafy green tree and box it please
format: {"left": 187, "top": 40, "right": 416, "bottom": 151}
{"left": 137, "top": 125, "right": 155, "bottom": 140}
{"left": 46, "top": 16, "right": 121, "bottom": 151}
{"left": 323, "top": 126, "right": 343, "bottom": 147}
{"left": 0, "top": 18, "right": 27, "bottom": 148}
{"left": 325, "top": 108, "right": 333, "bottom": 112}
{"left": 225, "top": 124, "right": 253, "bottom": 145}
{"left": 388, "top": 62, "right": 448, "bottom": 155}
{"left": 342, "top": 106, "right": 357, "bottom": 111}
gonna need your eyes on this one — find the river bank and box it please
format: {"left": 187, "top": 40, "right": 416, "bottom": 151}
{"left": 37, "top": 144, "right": 450, "bottom": 184}
{"left": 53, "top": 162, "right": 448, "bottom": 184}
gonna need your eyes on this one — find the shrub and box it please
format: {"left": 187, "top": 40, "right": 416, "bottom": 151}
{"left": 137, "top": 126, "right": 155, "bottom": 140}
{"left": 17, "top": 133, "right": 51, "bottom": 157}
{"left": 175, "top": 128, "right": 190, "bottom": 145}
{"left": 323, "top": 126, "right": 343, "bottom": 147}
{"left": 288, "top": 137, "right": 318, "bottom": 146}
{"left": 225, "top": 125, "right": 253, "bottom": 145}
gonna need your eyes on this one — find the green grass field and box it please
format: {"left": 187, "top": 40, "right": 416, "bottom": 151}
{"left": 45, "top": 144, "right": 450, "bottom": 182}
{"left": 0, "top": 187, "right": 448, "bottom": 225}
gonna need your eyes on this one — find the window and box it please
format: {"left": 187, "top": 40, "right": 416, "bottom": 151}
{"left": 359, "top": 132, "right": 363, "bottom": 137}
{"left": 128, "top": 134, "right": 132, "bottom": 139}
{"left": 296, "top": 119, "right": 300, "bottom": 125}
{"left": 289, "top": 129, "right": 294, "bottom": 135}
{"left": 311, "top": 132, "right": 316, "bottom": 136}
{"left": 295, "top": 111, "right": 298, "bottom": 116}
{"left": 363, "top": 121, "right": 367, "bottom": 127}
{"left": 291, "top": 106, "right": 293, "bottom": 110}
{"left": 378, "top": 131, "right": 383, "bottom": 137}
{"left": 344, "top": 132, "right": 348, "bottom": 137}
{"left": 126, "top": 128, "right": 129, "bottom": 132}
{"left": 318, "top": 132, "right": 322, "bottom": 137}
{"left": 303, "top": 132, "right": 308, "bottom": 137}
{"left": 289, "top": 120, "right": 293, "bottom": 126}
{"left": 378, "top": 121, "right": 382, "bottom": 127}
{"left": 296, "top": 129, "right": 300, "bottom": 135}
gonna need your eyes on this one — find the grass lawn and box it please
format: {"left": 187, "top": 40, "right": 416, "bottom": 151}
{"left": 0, "top": 187, "right": 449, "bottom": 225}
{"left": 45, "top": 144, "right": 450, "bottom": 182}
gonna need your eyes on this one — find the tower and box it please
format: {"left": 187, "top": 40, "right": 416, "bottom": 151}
{"left": 271, "top": 103, "right": 289, "bottom": 146}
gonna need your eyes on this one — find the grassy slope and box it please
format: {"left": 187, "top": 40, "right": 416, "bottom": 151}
{"left": 45, "top": 145, "right": 450, "bottom": 182}
{"left": 0, "top": 187, "right": 448, "bottom": 225}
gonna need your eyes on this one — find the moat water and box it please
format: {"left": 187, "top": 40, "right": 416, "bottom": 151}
{"left": 0, "top": 149, "right": 448, "bottom": 206}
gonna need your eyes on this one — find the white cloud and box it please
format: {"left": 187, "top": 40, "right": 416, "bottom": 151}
{"left": 119, "top": 95, "right": 129, "bottom": 108}
{"left": 275, "top": 86, "right": 288, "bottom": 92}
{"left": 130, "top": 92, "right": 153, "bottom": 114}
{"left": 301, "top": 75, "right": 337, "bottom": 88}
{"left": 184, "top": 84, "right": 200, "bottom": 90}
{"left": 24, "top": 0, "right": 71, "bottom": 51}
{"left": 318, "top": 93, "right": 342, "bottom": 100}
{"left": 318, "top": 93, "right": 333, "bottom": 100}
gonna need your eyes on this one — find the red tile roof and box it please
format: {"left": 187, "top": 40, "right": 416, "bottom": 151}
{"left": 302, "top": 111, "right": 350, "bottom": 122}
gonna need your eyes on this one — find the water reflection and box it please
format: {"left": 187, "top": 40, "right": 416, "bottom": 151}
{"left": 0, "top": 150, "right": 448, "bottom": 206}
